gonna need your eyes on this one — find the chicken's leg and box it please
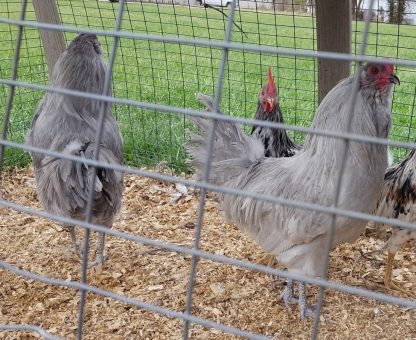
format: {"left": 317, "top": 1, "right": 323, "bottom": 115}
{"left": 68, "top": 226, "right": 82, "bottom": 257}
{"left": 384, "top": 250, "right": 415, "bottom": 298}
{"left": 88, "top": 232, "right": 106, "bottom": 268}
{"left": 298, "top": 282, "right": 316, "bottom": 319}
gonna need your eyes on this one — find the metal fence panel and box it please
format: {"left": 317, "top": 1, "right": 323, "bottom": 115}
{"left": 1, "top": 0, "right": 416, "bottom": 339}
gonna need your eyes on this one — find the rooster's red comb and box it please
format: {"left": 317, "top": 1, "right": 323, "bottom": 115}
{"left": 266, "top": 66, "right": 277, "bottom": 97}
{"left": 385, "top": 64, "right": 394, "bottom": 74}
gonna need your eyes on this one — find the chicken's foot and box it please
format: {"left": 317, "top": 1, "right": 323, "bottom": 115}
{"left": 278, "top": 279, "right": 298, "bottom": 309}
{"left": 384, "top": 250, "right": 416, "bottom": 298}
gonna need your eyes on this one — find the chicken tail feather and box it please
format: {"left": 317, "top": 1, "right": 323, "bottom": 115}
{"left": 185, "top": 93, "right": 265, "bottom": 185}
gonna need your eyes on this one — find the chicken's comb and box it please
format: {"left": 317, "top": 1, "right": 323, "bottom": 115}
{"left": 266, "top": 66, "right": 277, "bottom": 96}
{"left": 368, "top": 58, "right": 395, "bottom": 74}
{"left": 385, "top": 64, "right": 394, "bottom": 74}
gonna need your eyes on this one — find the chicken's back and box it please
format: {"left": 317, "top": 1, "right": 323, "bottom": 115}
{"left": 26, "top": 34, "right": 123, "bottom": 227}
{"left": 27, "top": 97, "right": 123, "bottom": 226}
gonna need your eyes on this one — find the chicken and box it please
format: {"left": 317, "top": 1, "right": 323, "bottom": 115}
{"left": 373, "top": 148, "right": 416, "bottom": 297}
{"left": 251, "top": 66, "right": 301, "bottom": 158}
{"left": 252, "top": 67, "right": 301, "bottom": 267}
{"left": 186, "top": 63, "right": 399, "bottom": 318}
{"left": 26, "top": 34, "right": 123, "bottom": 267}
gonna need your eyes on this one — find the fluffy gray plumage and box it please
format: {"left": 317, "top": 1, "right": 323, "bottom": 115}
{"left": 26, "top": 34, "right": 123, "bottom": 266}
{"left": 186, "top": 63, "right": 399, "bottom": 317}
{"left": 373, "top": 148, "right": 416, "bottom": 295}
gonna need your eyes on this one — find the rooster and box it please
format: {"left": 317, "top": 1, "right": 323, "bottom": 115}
{"left": 186, "top": 63, "right": 399, "bottom": 318}
{"left": 251, "top": 67, "right": 301, "bottom": 158}
{"left": 252, "top": 67, "right": 301, "bottom": 267}
{"left": 26, "top": 34, "right": 123, "bottom": 267}
{"left": 373, "top": 148, "right": 416, "bottom": 297}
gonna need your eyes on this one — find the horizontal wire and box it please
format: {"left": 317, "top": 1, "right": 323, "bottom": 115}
{"left": 0, "top": 261, "right": 268, "bottom": 340}
{"left": 1, "top": 198, "right": 416, "bottom": 310}
{"left": 2, "top": 18, "right": 416, "bottom": 67}
{"left": 0, "top": 325, "right": 62, "bottom": 340}
{"left": 1, "top": 78, "right": 415, "bottom": 152}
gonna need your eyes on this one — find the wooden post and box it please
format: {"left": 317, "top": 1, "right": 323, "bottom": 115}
{"left": 32, "top": 0, "right": 66, "bottom": 79}
{"left": 316, "top": 0, "right": 351, "bottom": 103}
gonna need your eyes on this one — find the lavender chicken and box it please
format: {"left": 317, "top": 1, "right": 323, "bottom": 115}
{"left": 26, "top": 34, "right": 123, "bottom": 267}
{"left": 186, "top": 63, "right": 399, "bottom": 318}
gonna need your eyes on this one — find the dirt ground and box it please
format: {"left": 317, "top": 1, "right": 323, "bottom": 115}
{"left": 1, "top": 166, "right": 415, "bottom": 340}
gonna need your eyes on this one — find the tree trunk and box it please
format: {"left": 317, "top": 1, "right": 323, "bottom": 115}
{"left": 397, "top": 0, "right": 406, "bottom": 23}
{"left": 316, "top": 0, "right": 352, "bottom": 103}
{"left": 32, "top": 0, "right": 66, "bottom": 78}
{"left": 388, "top": 0, "right": 395, "bottom": 22}
{"left": 274, "top": 0, "right": 285, "bottom": 11}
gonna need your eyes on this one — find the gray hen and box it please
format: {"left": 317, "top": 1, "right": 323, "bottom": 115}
{"left": 186, "top": 63, "right": 398, "bottom": 318}
{"left": 26, "top": 34, "right": 123, "bottom": 267}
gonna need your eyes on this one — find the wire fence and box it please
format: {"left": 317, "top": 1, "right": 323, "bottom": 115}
{"left": 1, "top": 0, "right": 416, "bottom": 339}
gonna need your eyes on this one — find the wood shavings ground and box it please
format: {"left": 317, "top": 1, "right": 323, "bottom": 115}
{"left": 1, "top": 167, "right": 416, "bottom": 339}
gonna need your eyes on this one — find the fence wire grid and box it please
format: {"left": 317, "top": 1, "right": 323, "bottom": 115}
{"left": 1, "top": 0, "right": 416, "bottom": 339}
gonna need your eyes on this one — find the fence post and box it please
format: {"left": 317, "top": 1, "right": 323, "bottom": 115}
{"left": 32, "top": 0, "right": 66, "bottom": 78}
{"left": 316, "top": 0, "right": 352, "bottom": 104}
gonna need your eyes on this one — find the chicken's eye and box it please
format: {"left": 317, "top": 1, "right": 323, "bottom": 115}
{"left": 370, "top": 66, "right": 379, "bottom": 74}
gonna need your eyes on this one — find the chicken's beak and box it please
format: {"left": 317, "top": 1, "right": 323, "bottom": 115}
{"left": 389, "top": 74, "right": 400, "bottom": 85}
{"left": 267, "top": 97, "right": 275, "bottom": 108}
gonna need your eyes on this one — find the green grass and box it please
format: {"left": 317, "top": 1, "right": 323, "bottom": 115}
{"left": 1, "top": 0, "right": 416, "bottom": 171}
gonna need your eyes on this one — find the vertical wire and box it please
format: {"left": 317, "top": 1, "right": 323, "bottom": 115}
{"left": 76, "top": 1, "right": 126, "bottom": 339}
{"left": 291, "top": 2, "right": 298, "bottom": 139}
{"left": 181, "top": 1, "right": 237, "bottom": 338}
{"left": 311, "top": 1, "right": 317, "bottom": 129}
{"left": 152, "top": 1, "right": 169, "bottom": 168}
{"left": 153, "top": 1, "right": 164, "bottom": 166}
{"left": 391, "top": 2, "right": 401, "bottom": 149}
{"left": 273, "top": 3, "right": 282, "bottom": 135}
{"left": 408, "top": 85, "right": 416, "bottom": 145}
{"left": 0, "top": 0, "right": 28, "bottom": 192}
{"left": 254, "top": 0, "right": 263, "bottom": 118}
{"left": 310, "top": 0, "right": 376, "bottom": 338}
{"left": 202, "top": 5, "right": 216, "bottom": 101}
{"left": 375, "top": 0, "right": 380, "bottom": 57}
{"left": 239, "top": 6, "right": 248, "bottom": 122}
{"left": 186, "top": 2, "right": 200, "bottom": 173}
{"left": 140, "top": 1, "right": 159, "bottom": 166}
{"left": 122, "top": 3, "right": 141, "bottom": 167}
{"left": 136, "top": 1, "right": 151, "bottom": 166}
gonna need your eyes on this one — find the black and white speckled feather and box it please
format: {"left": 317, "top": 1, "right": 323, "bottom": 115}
{"left": 251, "top": 67, "right": 301, "bottom": 158}
{"left": 375, "top": 149, "right": 416, "bottom": 252}
{"left": 251, "top": 100, "right": 301, "bottom": 158}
